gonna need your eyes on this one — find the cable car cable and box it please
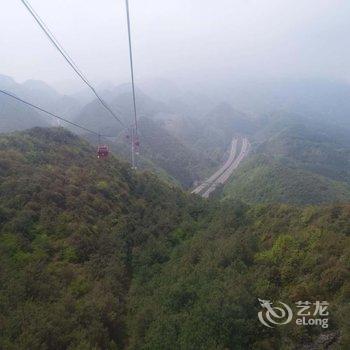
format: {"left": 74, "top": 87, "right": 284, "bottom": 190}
{"left": 20, "top": 0, "right": 125, "bottom": 127}
{"left": 125, "top": 0, "right": 138, "bottom": 134}
{"left": 23, "top": 0, "right": 87, "bottom": 81}
{"left": 124, "top": 0, "right": 139, "bottom": 168}
{"left": 0, "top": 89, "right": 113, "bottom": 138}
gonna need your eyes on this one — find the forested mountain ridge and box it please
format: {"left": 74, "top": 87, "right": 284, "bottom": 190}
{"left": 73, "top": 87, "right": 169, "bottom": 136}
{"left": 222, "top": 115, "right": 350, "bottom": 204}
{"left": 0, "top": 74, "right": 81, "bottom": 124}
{"left": 0, "top": 127, "right": 349, "bottom": 349}
{"left": 0, "top": 127, "right": 203, "bottom": 349}
{"left": 0, "top": 74, "right": 218, "bottom": 188}
{"left": 0, "top": 74, "right": 248, "bottom": 187}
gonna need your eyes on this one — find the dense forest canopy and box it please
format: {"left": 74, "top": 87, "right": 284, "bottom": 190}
{"left": 0, "top": 128, "right": 349, "bottom": 349}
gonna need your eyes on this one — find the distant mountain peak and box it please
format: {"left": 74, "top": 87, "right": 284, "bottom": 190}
{"left": 0, "top": 74, "right": 16, "bottom": 86}
{"left": 22, "top": 79, "right": 59, "bottom": 94}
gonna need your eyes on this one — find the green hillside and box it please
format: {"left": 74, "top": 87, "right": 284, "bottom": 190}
{"left": 222, "top": 118, "right": 350, "bottom": 204}
{"left": 222, "top": 155, "right": 350, "bottom": 204}
{"left": 0, "top": 128, "right": 349, "bottom": 349}
{"left": 0, "top": 127, "right": 199, "bottom": 349}
{"left": 128, "top": 202, "right": 350, "bottom": 349}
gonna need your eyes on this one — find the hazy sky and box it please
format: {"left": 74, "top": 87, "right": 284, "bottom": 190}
{"left": 2, "top": 0, "right": 350, "bottom": 92}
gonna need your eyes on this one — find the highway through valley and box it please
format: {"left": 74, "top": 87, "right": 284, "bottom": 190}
{"left": 191, "top": 137, "right": 250, "bottom": 198}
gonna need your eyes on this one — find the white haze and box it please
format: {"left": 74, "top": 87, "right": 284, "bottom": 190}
{"left": 1, "top": 0, "right": 350, "bottom": 93}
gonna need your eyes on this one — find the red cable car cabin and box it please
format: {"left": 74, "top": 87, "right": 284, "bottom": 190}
{"left": 97, "top": 145, "right": 109, "bottom": 159}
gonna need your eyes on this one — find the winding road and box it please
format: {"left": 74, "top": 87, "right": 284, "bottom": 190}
{"left": 191, "top": 138, "right": 238, "bottom": 195}
{"left": 192, "top": 137, "right": 250, "bottom": 198}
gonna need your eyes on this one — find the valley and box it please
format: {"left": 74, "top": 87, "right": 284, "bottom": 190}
{"left": 203, "top": 137, "right": 250, "bottom": 198}
{"left": 1, "top": 75, "right": 350, "bottom": 350}
{"left": 2, "top": 1, "right": 350, "bottom": 348}
{"left": 192, "top": 137, "right": 251, "bottom": 198}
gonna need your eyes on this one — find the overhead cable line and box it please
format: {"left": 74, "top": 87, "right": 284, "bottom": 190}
{"left": 23, "top": 0, "right": 87, "bottom": 80}
{"left": 124, "top": 0, "right": 139, "bottom": 169}
{"left": 20, "top": 0, "right": 125, "bottom": 127}
{"left": 0, "top": 89, "right": 112, "bottom": 138}
{"left": 125, "top": 0, "right": 138, "bottom": 134}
